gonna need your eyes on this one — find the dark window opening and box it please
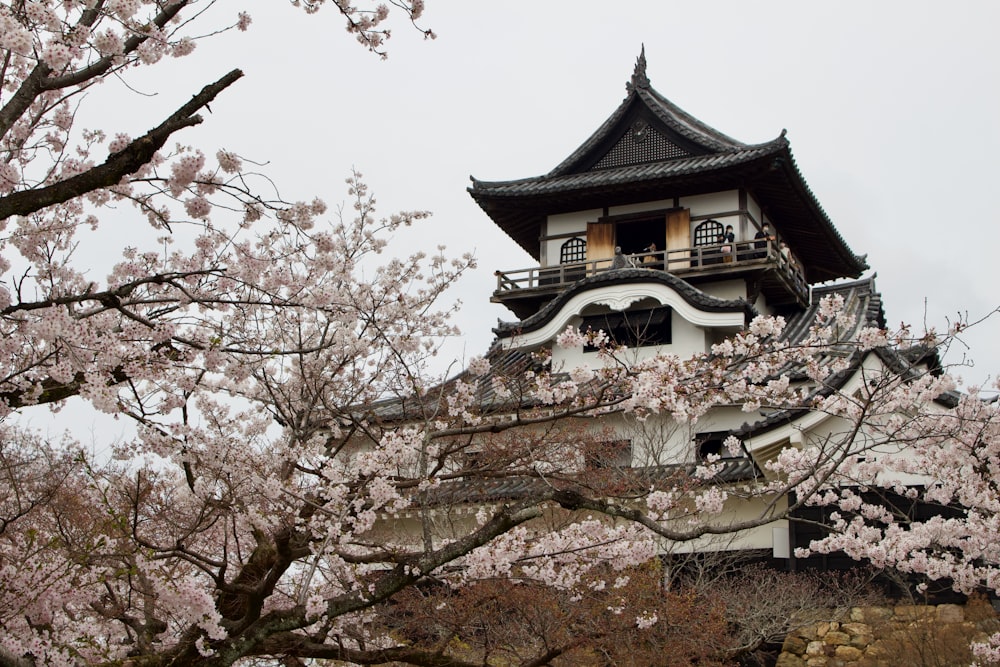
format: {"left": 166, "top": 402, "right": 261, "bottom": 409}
{"left": 560, "top": 236, "right": 587, "bottom": 264}
{"left": 615, "top": 218, "right": 665, "bottom": 256}
{"left": 580, "top": 307, "right": 671, "bottom": 351}
{"left": 695, "top": 431, "right": 741, "bottom": 460}
{"left": 788, "top": 488, "right": 969, "bottom": 603}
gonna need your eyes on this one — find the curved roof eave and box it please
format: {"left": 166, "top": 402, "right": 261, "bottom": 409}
{"left": 763, "top": 144, "right": 868, "bottom": 281}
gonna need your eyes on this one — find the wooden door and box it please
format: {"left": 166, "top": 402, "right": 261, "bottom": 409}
{"left": 587, "top": 221, "right": 614, "bottom": 271}
{"left": 665, "top": 208, "right": 691, "bottom": 270}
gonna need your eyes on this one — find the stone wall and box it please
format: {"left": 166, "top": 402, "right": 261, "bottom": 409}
{"left": 777, "top": 600, "right": 999, "bottom": 667}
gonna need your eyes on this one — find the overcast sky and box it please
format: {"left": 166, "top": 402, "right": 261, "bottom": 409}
{"left": 84, "top": 1, "right": 1000, "bottom": 400}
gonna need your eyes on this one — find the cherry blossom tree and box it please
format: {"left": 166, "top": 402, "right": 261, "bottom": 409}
{"left": 2, "top": 2, "right": 1000, "bottom": 667}
{"left": 381, "top": 564, "right": 731, "bottom": 666}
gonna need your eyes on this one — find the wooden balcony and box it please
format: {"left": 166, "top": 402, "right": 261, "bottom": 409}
{"left": 493, "top": 240, "right": 809, "bottom": 318}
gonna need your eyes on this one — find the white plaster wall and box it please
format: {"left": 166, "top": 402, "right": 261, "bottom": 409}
{"left": 540, "top": 191, "right": 754, "bottom": 262}
{"left": 551, "top": 340, "right": 650, "bottom": 371}
{"left": 607, "top": 198, "right": 674, "bottom": 216}
{"left": 692, "top": 405, "right": 764, "bottom": 434}
{"left": 680, "top": 192, "right": 743, "bottom": 243}
{"left": 752, "top": 291, "right": 772, "bottom": 317}
{"left": 659, "top": 497, "right": 790, "bottom": 555}
{"left": 698, "top": 279, "right": 747, "bottom": 301}
{"left": 378, "top": 498, "right": 789, "bottom": 559}
{"left": 554, "top": 412, "right": 697, "bottom": 467}
{"left": 543, "top": 209, "right": 601, "bottom": 267}
{"left": 672, "top": 310, "right": 710, "bottom": 357}
{"left": 678, "top": 191, "right": 738, "bottom": 215}
{"left": 617, "top": 412, "right": 698, "bottom": 466}
{"left": 804, "top": 413, "right": 930, "bottom": 487}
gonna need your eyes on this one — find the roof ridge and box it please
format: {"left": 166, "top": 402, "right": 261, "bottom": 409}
{"left": 546, "top": 55, "right": 775, "bottom": 178}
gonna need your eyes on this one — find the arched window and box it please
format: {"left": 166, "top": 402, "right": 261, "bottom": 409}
{"left": 693, "top": 219, "right": 723, "bottom": 246}
{"left": 560, "top": 236, "right": 587, "bottom": 264}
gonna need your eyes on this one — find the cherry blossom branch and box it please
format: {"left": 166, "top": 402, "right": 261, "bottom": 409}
{"left": 0, "top": 69, "right": 243, "bottom": 220}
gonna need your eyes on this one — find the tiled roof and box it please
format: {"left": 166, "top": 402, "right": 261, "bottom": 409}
{"left": 414, "top": 459, "right": 762, "bottom": 508}
{"left": 732, "top": 277, "right": 953, "bottom": 438}
{"left": 543, "top": 50, "right": 754, "bottom": 177}
{"left": 467, "top": 59, "right": 867, "bottom": 283}
{"left": 471, "top": 141, "right": 786, "bottom": 198}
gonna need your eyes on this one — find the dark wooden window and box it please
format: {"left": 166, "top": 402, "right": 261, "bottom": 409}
{"left": 560, "top": 236, "right": 587, "bottom": 264}
{"left": 581, "top": 307, "right": 671, "bottom": 350}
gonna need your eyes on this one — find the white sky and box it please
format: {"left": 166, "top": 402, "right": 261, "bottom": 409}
{"left": 70, "top": 0, "right": 1000, "bottom": 431}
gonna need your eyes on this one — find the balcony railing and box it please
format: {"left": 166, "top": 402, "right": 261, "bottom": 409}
{"left": 494, "top": 239, "right": 808, "bottom": 299}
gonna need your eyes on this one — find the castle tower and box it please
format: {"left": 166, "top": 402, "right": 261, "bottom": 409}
{"left": 469, "top": 49, "right": 867, "bottom": 340}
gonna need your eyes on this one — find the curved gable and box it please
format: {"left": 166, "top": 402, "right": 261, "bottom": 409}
{"left": 495, "top": 271, "right": 751, "bottom": 350}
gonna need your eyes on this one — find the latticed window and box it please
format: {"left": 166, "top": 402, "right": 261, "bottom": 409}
{"left": 560, "top": 236, "right": 587, "bottom": 264}
{"left": 693, "top": 219, "right": 724, "bottom": 246}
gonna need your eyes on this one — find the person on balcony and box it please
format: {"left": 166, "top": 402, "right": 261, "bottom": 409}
{"left": 780, "top": 241, "right": 802, "bottom": 274}
{"left": 719, "top": 225, "right": 735, "bottom": 263}
{"left": 753, "top": 222, "right": 773, "bottom": 259}
{"left": 641, "top": 242, "right": 661, "bottom": 269}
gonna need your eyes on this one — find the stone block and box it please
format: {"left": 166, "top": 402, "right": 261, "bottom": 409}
{"left": 824, "top": 631, "right": 851, "bottom": 646}
{"left": 855, "top": 606, "right": 892, "bottom": 623}
{"left": 777, "top": 603, "right": 995, "bottom": 667}
{"left": 806, "top": 640, "right": 827, "bottom": 656}
{"left": 783, "top": 634, "right": 809, "bottom": 655}
{"left": 848, "top": 632, "right": 874, "bottom": 649}
{"left": 776, "top": 653, "right": 806, "bottom": 667}
{"left": 834, "top": 645, "right": 864, "bottom": 662}
{"left": 840, "top": 622, "right": 871, "bottom": 637}
{"left": 864, "top": 640, "right": 886, "bottom": 658}
{"left": 893, "top": 604, "right": 933, "bottom": 621}
{"left": 936, "top": 603, "right": 965, "bottom": 623}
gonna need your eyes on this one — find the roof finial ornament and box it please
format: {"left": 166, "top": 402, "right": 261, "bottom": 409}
{"left": 627, "top": 44, "right": 650, "bottom": 93}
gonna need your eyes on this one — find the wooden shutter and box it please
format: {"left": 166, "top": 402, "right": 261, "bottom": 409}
{"left": 665, "top": 208, "right": 691, "bottom": 269}
{"left": 586, "top": 221, "right": 614, "bottom": 269}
